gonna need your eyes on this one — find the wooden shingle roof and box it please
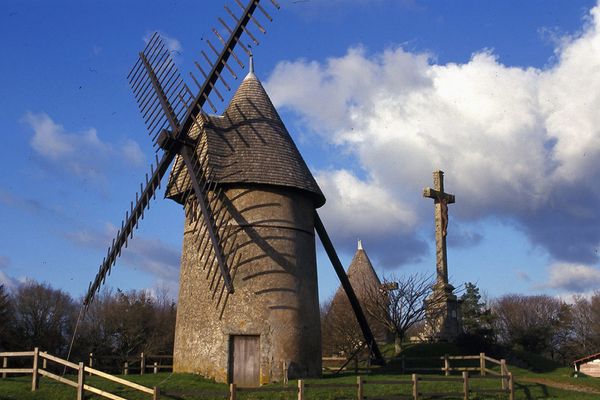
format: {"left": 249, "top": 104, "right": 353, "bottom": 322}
{"left": 165, "top": 71, "right": 325, "bottom": 207}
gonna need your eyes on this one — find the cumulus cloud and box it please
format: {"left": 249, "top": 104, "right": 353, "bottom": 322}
{"left": 65, "top": 224, "right": 180, "bottom": 290}
{"left": 544, "top": 263, "right": 600, "bottom": 292}
{"left": 316, "top": 169, "right": 425, "bottom": 266}
{"left": 266, "top": 3, "right": 600, "bottom": 268}
{"left": 0, "top": 256, "right": 18, "bottom": 291}
{"left": 22, "top": 112, "right": 145, "bottom": 180}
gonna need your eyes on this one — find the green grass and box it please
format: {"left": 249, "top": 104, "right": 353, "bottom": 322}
{"left": 1, "top": 369, "right": 599, "bottom": 400}
{"left": 1, "top": 344, "right": 599, "bottom": 400}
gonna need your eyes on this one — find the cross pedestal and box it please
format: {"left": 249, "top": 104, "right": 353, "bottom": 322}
{"left": 423, "top": 170, "right": 461, "bottom": 341}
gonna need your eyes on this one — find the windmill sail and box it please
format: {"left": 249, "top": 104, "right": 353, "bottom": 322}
{"left": 83, "top": 0, "right": 279, "bottom": 308}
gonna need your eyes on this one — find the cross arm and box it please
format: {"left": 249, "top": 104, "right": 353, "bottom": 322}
{"left": 423, "top": 187, "right": 455, "bottom": 204}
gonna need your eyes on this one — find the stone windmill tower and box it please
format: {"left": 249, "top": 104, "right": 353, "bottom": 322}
{"left": 165, "top": 62, "right": 325, "bottom": 385}
{"left": 80, "top": 0, "right": 384, "bottom": 388}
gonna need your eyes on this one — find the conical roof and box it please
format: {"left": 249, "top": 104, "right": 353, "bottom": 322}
{"left": 165, "top": 71, "right": 325, "bottom": 207}
{"left": 327, "top": 241, "right": 390, "bottom": 345}
{"left": 335, "top": 240, "right": 382, "bottom": 301}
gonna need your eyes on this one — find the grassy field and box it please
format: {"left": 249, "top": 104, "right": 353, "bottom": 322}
{"left": 1, "top": 344, "right": 599, "bottom": 400}
{"left": 1, "top": 369, "right": 599, "bottom": 400}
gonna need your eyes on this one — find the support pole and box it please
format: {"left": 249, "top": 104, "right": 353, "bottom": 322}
{"left": 77, "top": 362, "right": 85, "bottom": 400}
{"left": 298, "top": 379, "right": 305, "bottom": 400}
{"left": 462, "top": 371, "right": 469, "bottom": 400}
{"left": 412, "top": 374, "right": 419, "bottom": 400}
{"left": 479, "top": 353, "right": 485, "bottom": 376}
{"left": 229, "top": 383, "right": 236, "bottom": 400}
{"left": 31, "top": 347, "right": 39, "bottom": 392}
{"left": 444, "top": 354, "right": 450, "bottom": 376}
{"left": 501, "top": 359, "right": 507, "bottom": 390}
{"left": 140, "top": 352, "right": 145, "bottom": 375}
{"left": 89, "top": 353, "right": 93, "bottom": 376}
{"left": 357, "top": 376, "right": 363, "bottom": 400}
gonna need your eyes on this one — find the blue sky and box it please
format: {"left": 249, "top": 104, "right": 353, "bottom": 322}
{"left": 2, "top": 0, "right": 600, "bottom": 304}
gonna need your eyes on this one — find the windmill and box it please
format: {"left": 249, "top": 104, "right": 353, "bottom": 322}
{"left": 82, "top": 0, "right": 384, "bottom": 385}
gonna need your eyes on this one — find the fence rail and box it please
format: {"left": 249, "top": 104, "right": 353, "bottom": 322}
{"left": 0, "top": 348, "right": 159, "bottom": 400}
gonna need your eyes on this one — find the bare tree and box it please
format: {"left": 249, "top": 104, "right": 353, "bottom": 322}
{"left": 492, "top": 294, "right": 570, "bottom": 358}
{"left": 12, "top": 280, "right": 77, "bottom": 355}
{"left": 363, "top": 273, "right": 440, "bottom": 354}
{"left": 0, "top": 284, "right": 14, "bottom": 351}
{"left": 320, "top": 295, "right": 364, "bottom": 357}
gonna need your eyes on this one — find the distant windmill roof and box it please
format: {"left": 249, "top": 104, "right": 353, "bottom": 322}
{"left": 344, "top": 240, "right": 382, "bottom": 299}
{"left": 330, "top": 240, "right": 383, "bottom": 307}
{"left": 165, "top": 68, "right": 325, "bottom": 207}
{"left": 328, "top": 241, "right": 390, "bottom": 345}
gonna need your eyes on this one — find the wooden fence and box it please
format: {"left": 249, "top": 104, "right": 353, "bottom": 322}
{"left": 0, "top": 348, "right": 159, "bottom": 400}
{"left": 231, "top": 373, "right": 514, "bottom": 400}
{"left": 398, "top": 353, "right": 510, "bottom": 377}
{"left": 85, "top": 353, "right": 173, "bottom": 376}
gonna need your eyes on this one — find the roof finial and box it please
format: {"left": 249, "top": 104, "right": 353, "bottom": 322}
{"left": 244, "top": 49, "right": 256, "bottom": 80}
{"left": 358, "top": 239, "right": 363, "bottom": 250}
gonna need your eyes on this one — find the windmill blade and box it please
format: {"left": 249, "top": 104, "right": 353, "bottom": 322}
{"left": 128, "top": 34, "right": 195, "bottom": 147}
{"left": 85, "top": 0, "right": 279, "bottom": 307}
{"left": 177, "top": 0, "right": 278, "bottom": 138}
{"left": 83, "top": 153, "right": 170, "bottom": 307}
{"left": 314, "top": 212, "right": 386, "bottom": 366}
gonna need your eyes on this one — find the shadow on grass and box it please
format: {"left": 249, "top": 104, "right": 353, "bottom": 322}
{"left": 515, "top": 381, "right": 550, "bottom": 400}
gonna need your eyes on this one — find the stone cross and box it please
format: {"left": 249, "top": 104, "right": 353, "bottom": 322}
{"left": 423, "top": 170, "right": 455, "bottom": 288}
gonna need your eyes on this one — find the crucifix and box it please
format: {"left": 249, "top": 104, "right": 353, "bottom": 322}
{"left": 423, "top": 170, "right": 455, "bottom": 289}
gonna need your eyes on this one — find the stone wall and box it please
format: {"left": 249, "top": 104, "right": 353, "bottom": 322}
{"left": 173, "top": 184, "right": 322, "bottom": 383}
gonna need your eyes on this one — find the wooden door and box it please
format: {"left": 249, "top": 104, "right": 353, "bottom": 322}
{"left": 230, "top": 335, "right": 260, "bottom": 387}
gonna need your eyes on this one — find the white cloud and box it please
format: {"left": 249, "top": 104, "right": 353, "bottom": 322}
{"left": 22, "top": 112, "right": 145, "bottom": 180}
{"left": 0, "top": 256, "right": 18, "bottom": 291}
{"left": 121, "top": 139, "right": 145, "bottom": 166}
{"left": 66, "top": 224, "right": 180, "bottom": 290}
{"left": 266, "top": 2, "right": 600, "bottom": 267}
{"left": 144, "top": 31, "right": 182, "bottom": 55}
{"left": 544, "top": 263, "right": 600, "bottom": 292}
{"left": 317, "top": 169, "right": 416, "bottom": 235}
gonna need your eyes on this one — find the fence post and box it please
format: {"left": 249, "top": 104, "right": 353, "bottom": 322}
{"left": 412, "top": 374, "right": 419, "bottom": 400}
{"left": 508, "top": 372, "right": 514, "bottom": 400}
{"left": 42, "top": 356, "right": 47, "bottom": 370}
{"left": 357, "top": 375, "right": 363, "bottom": 400}
{"left": 140, "top": 352, "right": 145, "bottom": 375}
{"left": 77, "top": 362, "right": 85, "bottom": 400}
{"left": 230, "top": 383, "right": 236, "bottom": 400}
{"left": 462, "top": 371, "right": 469, "bottom": 400}
{"left": 298, "top": 379, "right": 305, "bottom": 400}
{"left": 479, "top": 353, "right": 485, "bottom": 376}
{"left": 124, "top": 361, "right": 129, "bottom": 375}
{"left": 283, "top": 360, "right": 288, "bottom": 386}
{"left": 154, "top": 361, "right": 158, "bottom": 374}
{"left": 501, "top": 359, "right": 507, "bottom": 390}
{"left": 89, "top": 353, "right": 93, "bottom": 376}
{"left": 153, "top": 386, "right": 160, "bottom": 400}
{"left": 2, "top": 356, "right": 7, "bottom": 379}
{"left": 444, "top": 354, "right": 450, "bottom": 376}
{"left": 31, "top": 347, "right": 39, "bottom": 392}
